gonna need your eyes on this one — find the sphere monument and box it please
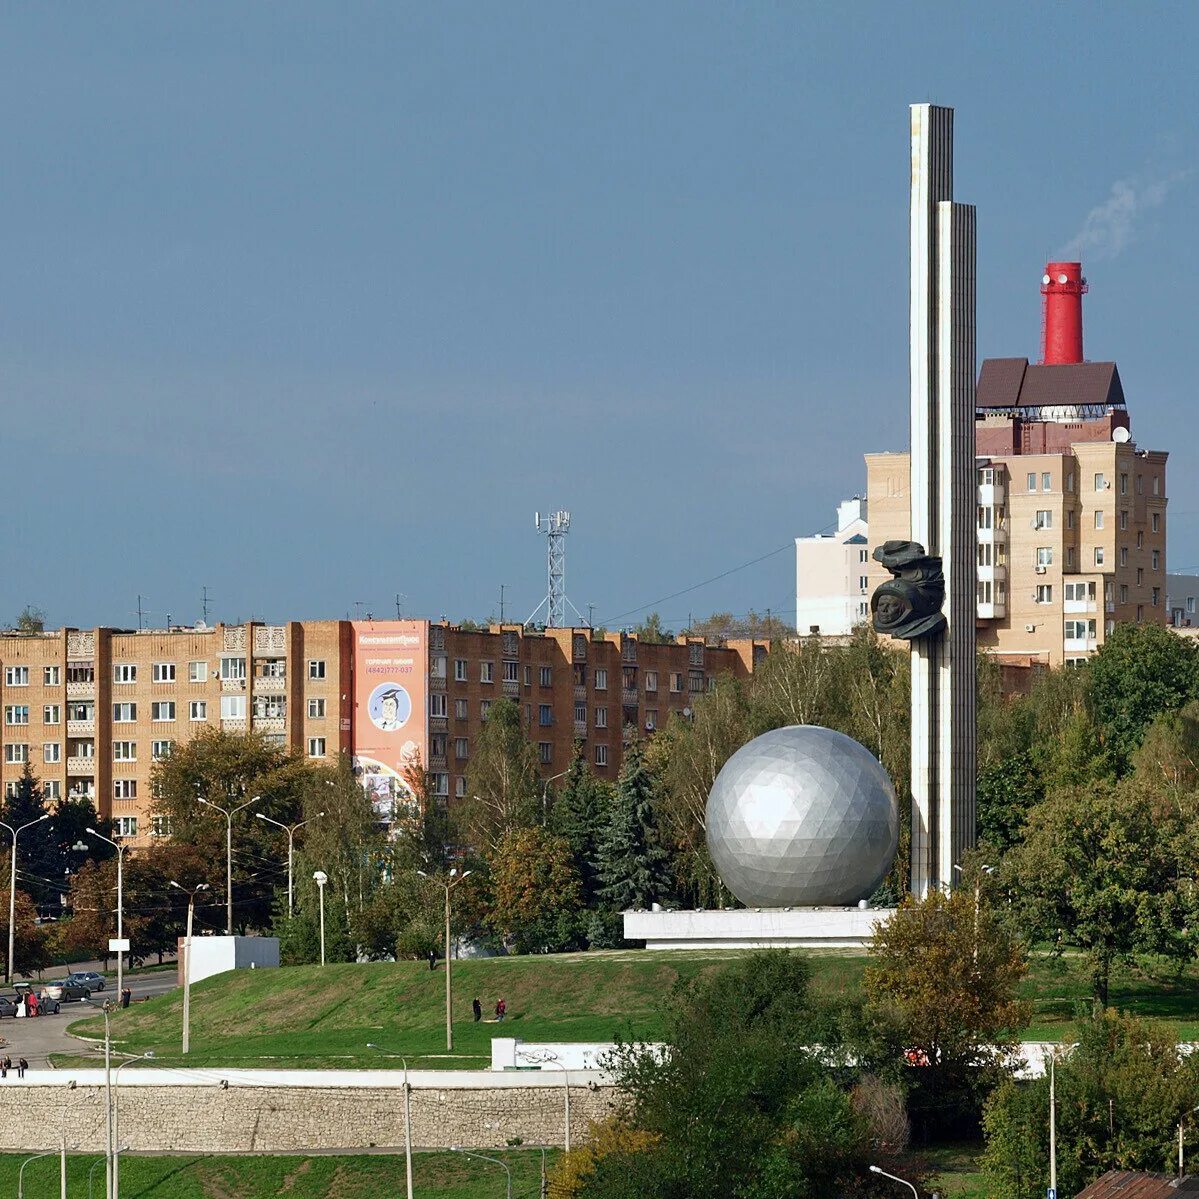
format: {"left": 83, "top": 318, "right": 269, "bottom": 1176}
{"left": 705, "top": 725, "right": 898, "bottom": 908}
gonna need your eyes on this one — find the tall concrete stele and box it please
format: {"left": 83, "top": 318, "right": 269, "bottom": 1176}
{"left": 907, "top": 103, "right": 977, "bottom": 895}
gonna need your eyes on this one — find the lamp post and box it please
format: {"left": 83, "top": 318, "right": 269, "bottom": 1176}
{"left": 1177, "top": 1104, "right": 1199, "bottom": 1179}
{"left": 168, "top": 881, "right": 209, "bottom": 1055}
{"left": 81, "top": 998, "right": 115, "bottom": 1199}
{"left": 451, "top": 1146, "right": 512, "bottom": 1199}
{"left": 541, "top": 767, "right": 571, "bottom": 824}
{"left": 87, "top": 827, "right": 127, "bottom": 1001}
{"left": 367, "top": 1043, "right": 414, "bottom": 1199}
{"left": 18, "top": 1151, "right": 57, "bottom": 1199}
{"left": 1, "top": 812, "right": 51, "bottom": 983}
{"left": 952, "top": 861, "right": 994, "bottom": 965}
{"left": 196, "top": 792, "right": 261, "bottom": 934}
{"left": 112, "top": 1051, "right": 155, "bottom": 1198}
{"left": 417, "top": 867, "right": 472, "bottom": 1050}
{"left": 255, "top": 811, "right": 324, "bottom": 916}
{"left": 869, "top": 1165, "right": 919, "bottom": 1199}
{"left": 313, "top": 871, "right": 328, "bottom": 965}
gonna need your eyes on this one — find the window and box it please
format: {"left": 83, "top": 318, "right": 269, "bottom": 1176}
{"left": 112, "top": 741, "right": 136, "bottom": 761}
{"left": 539, "top": 704, "right": 553, "bottom": 726}
{"left": 151, "top": 815, "right": 172, "bottom": 837}
{"left": 113, "top": 703, "right": 137, "bottom": 723}
{"left": 152, "top": 662, "right": 176, "bottom": 683}
{"left": 1153, "top": 475, "right": 1161, "bottom": 496}
{"left": 595, "top": 706, "right": 608, "bottom": 729}
{"left": 595, "top": 669, "right": 608, "bottom": 690}
{"left": 1189, "top": 597, "right": 1197, "bottom": 615}
{"left": 539, "top": 666, "right": 553, "bottom": 687}
{"left": 433, "top": 773, "right": 449, "bottom": 797}
{"left": 114, "top": 779, "right": 137, "bottom": 800}
{"left": 3, "top": 782, "right": 16, "bottom": 798}
{"left": 1035, "top": 510, "right": 1052, "bottom": 529}
{"left": 307, "top": 737, "right": 326, "bottom": 758}
{"left": 1027, "top": 472, "right": 1037, "bottom": 491}
{"left": 308, "top": 660, "right": 326, "bottom": 680}
{"left": 3, "top": 667, "right": 27, "bottom": 687}
{"left": 1120, "top": 473, "right": 1128, "bottom": 495}
{"left": 1120, "top": 547, "right": 1128, "bottom": 567}
{"left": 1036, "top": 547, "right": 1053, "bottom": 567}
{"left": 189, "top": 660, "right": 208, "bottom": 683}
{"left": 1094, "top": 473, "right": 1106, "bottom": 491}
{"left": 859, "top": 575, "right": 869, "bottom": 590}
{"left": 44, "top": 781, "right": 60, "bottom": 802}
{"left": 430, "top": 656, "right": 446, "bottom": 680}
{"left": 860, "top": 548, "right": 869, "bottom": 562}
{"left": 307, "top": 698, "right": 326, "bottom": 719}
{"left": 645, "top": 671, "right": 658, "bottom": 693}
{"left": 1065, "top": 582, "right": 1095, "bottom": 602}
{"left": 1136, "top": 474, "right": 1144, "bottom": 495}
{"left": 1067, "top": 510, "right": 1074, "bottom": 530}
{"left": 595, "top": 745, "right": 608, "bottom": 767}
{"left": 113, "top": 664, "right": 136, "bottom": 684}
{"left": 220, "top": 695, "right": 246, "bottom": 720}
{"left": 1152, "top": 513, "right": 1160, "bottom": 533}
{"left": 1136, "top": 568, "right": 1144, "bottom": 586}
{"left": 977, "top": 505, "right": 993, "bottom": 530}
{"left": 1137, "top": 605, "right": 1144, "bottom": 623}
{"left": 1066, "top": 471, "right": 1075, "bottom": 492}
{"left": 4, "top": 744, "right": 27, "bottom": 764}
{"left": 978, "top": 543, "right": 992, "bottom": 567}
{"left": 523, "top": 665, "right": 532, "bottom": 687}
{"left": 453, "top": 698, "right": 468, "bottom": 720}
{"left": 1042, "top": 472, "right": 1052, "bottom": 491}
{"left": 220, "top": 656, "right": 246, "bottom": 681}
{"left": 689, "top": 670, "right": 705, "bottom": 693}
{"left": 430, "top": 693, "right": 448, "bottom": 718}
{"left": 1153, "top": 587, "right": 1161, "bottom": 607}
{"left": 4, "top": 706, "right": 28, "bottom": 726}
{"left": 1036, "top": 585, "right": 1053, "bottom": 603}
{"left": 43, "top": 666, "right": 59, "bottom": 687}
{"left": 1120, "top": 510, "right": 1128, "bottom": 530}
{"left": 1065, "top": 620, "right": 1097, "bottom": 641}
{"left": 152, "top": 701, "right": 175, "bottom": 722}
{"left": 480, "top": 661, "right": 494, "bottom": 684}
{"left": 258, "top": 659, "right": 286, "bottom": 679}
{"left": 1120, "top": 584, "right": 1129, "bottom": 603}
{"left": 454, "top": 737, "right": 468, "bottom": 759}
{"left": 480, "top": 700, "right": 492, "bottom": 719}
{"left": 1094, "top": 547, "right": 1105, "bottom": 566}
{"left": 502, "top": 660, "right": 519, "bottom": 683}
{"left": 646, "top": 708, "right": 659, "bottom": 730}
{"left": 189, "top": 701, "right": 207, "bottom": 721}
{"left": 1137, "top": 531, "right": 1144, "bottom": 549}
{"left": 538, "top": 742, "right": 552, "bottom": 765}
{"left": 66, "top": 662, "right": 93, "bottom": 684}
{"left": 455, "top": 776, "right": 466, "bottom": 799}
{"left": 430, "top": 733, "right": 447, "bottom": 758}
{"left": 977, "top": 580, "right": 992, "bottom": 605}
{"left": 670, "top": 672, "right": 683, "bottom": 693}
{"left": 574, "top": 702, "right": 586, "bottom": 723}
{"left": 43, "top": 705, "right": 60, "bottom": 724}
{"left": 43, "top": 742, "right": 60, "bottom": 764}
{"left": 152, "top": 740, "right": 174, "bottom": 760}
{"left": 1093, "top": 510, "right": 1104, "bottom": 529}
{"left": 454, "top": 659, "right": 467, "bottom": 682}
{"left": 1153, "top": 551, "right": 1160, "bottom": 570}
{"left": 255, "top": 695, "right": 286, "bottom": 719}
{"left": 115, "top": 817, "right": 139, "bottom": 838}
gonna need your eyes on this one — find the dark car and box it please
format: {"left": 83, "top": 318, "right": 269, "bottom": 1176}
{"left": 0, "top": 996, "right": 17, "bottom": 1019}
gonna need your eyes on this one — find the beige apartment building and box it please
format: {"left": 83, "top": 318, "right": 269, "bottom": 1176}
{"left": 866, "top": 356, "right": 1168, "bottom": 668}
{"left": 0, "top": 620, "right": 765, "bottom": 850}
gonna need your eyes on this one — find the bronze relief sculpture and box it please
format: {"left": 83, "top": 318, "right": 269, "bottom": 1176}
{"left": 870, "top": 540, "right": 947, "bottom": 641}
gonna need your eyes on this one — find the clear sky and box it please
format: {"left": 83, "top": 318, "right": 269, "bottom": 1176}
{"left": 3, "top": 4, "right": 1197, "bottom": 631}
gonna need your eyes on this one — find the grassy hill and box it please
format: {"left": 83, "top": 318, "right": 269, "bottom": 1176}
{"left": 64, "top": 947, "right": 1199, "bottom": 1069}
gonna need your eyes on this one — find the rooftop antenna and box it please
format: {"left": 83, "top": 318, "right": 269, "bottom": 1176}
{"left": 395, "top": 593, "right": 405, "bottom": 620}
{"left": 525, "top": 510, "right": 586, "bottom": 629}
{"left": 202, "top": 586, "right": 211, "bottom": 624}
{"left": 137, "top": 595, "right": 147, "bottom": 631}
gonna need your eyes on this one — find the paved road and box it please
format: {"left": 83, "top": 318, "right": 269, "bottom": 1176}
{"left": 0, "top": 970, "right": 178, "bottom": 1068}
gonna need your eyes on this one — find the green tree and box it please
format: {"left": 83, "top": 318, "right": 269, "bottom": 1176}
{"left": 863, "top": 879, "right": 1029, "bottom": 1136}
{"left": 1088, "top": 623, "right": 1199, "bottom": 773}
{"left": 549, "top": 744, "right": 611, "bottom": 905}
{"left": 584, "top": 952, "right": 869, "bottom": 1199}
{"left": 631, "top": 613, "right": 672, "bottom": 644}
{"left": 1, "top": 764, "right": 60, "bottom": 912}
{"left": 460, "top": 697, "right": 540, "bottom": 853}
{"left": 14, "top": 606, "right": 45, "bottom": 632}
{"left": 595, "top": 740, "right": 669, "bottom": 913}
{"left": 0, "top": 850, "right": 51, "bottom": 979}
{"left": 983, "top": 1010, "right": 1199, "bottom": 1199}
{"left": 976, "top": 751, "right": 1042, "bottom": 853}
{"left": 1131, "top": 699, "right": 1199, "bottom": 796}
{"left": 486, "top": 826, "right": 583, "bottom": 953}
{"left": 1004, "top": 781, "right": 1182, "bottom": 1003}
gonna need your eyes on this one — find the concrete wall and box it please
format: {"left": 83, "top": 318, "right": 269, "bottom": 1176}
{"left": 623, "top": 907, "right": 892, "bottom": 949}
{"left": 0, "top": 1069, "right": 617, "bottom": 1154}
{"left": 178, "top": 936, "right": 279, "bottom": 985}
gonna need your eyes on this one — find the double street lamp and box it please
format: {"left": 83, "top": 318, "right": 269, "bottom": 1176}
{"left": 417, "top": 867, "right": 472, "bottom": 1051}
{"left": 451, "top": 1147, "right": 512, "bottom": 1199}
{"left": 86, "top": 827, "right": 127, "bottom": 1000}
{"left": 256, "top": 810, "right": 324, "bottom": 916}
{"left": 196, "top": 792, "right": 261, "bottom": 934}
{"left": 168, "top": 880, "right": 210, "bottom": 1055}
{"left": 313, "top": 871, "right": 328, "bottom": 965}
{"left": 1, "top": 812, "right": 51, "bottom": 983}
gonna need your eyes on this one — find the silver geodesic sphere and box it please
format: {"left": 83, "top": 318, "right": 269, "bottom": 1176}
{"left": 705, "top": 725, "right": 898, "bottom": 907}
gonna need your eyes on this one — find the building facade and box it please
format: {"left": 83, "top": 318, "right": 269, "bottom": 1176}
{"left": 1167, "top": 575, "right": 1199, "bottom": 628}
{"left": 794, "top": 498, "right": 871, "bottom": 636}
{"left": 0, "top": 621, "right": 764, "bottom": 849}
{"left": 866, "top": 262, "right": 1168, "bottom": 669}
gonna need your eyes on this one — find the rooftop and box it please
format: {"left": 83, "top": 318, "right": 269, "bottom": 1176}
{"left": 977, "top": 357, "right": 1126, "bottom": 412}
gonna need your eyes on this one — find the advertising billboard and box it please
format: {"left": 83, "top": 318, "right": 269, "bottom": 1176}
{"left": 351, "top": 620, "right": 429, "bottom": 821}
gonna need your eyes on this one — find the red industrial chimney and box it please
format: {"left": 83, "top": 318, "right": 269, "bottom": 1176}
{"left": 1040, "top": 261, "right": 1087, "bottom": 364}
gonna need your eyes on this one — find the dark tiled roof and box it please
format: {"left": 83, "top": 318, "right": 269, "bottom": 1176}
{"left": 977, "top": 357, "right": 1126, "bottom": 410}
{"left": 1074, "top": 1171, "right": 1199, "bottom": 1199}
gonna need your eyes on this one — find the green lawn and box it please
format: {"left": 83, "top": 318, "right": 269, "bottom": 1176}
{"left": 59, "top": 947, "right": 1199, "bottom": 1070}
{"left": 919, "top": 1142, "right": 988, "bottom": 1199}
{"left": 0, "top": 1149, "right": 557, "bottom": 1198}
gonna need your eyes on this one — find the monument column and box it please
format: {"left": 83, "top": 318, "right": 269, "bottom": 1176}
{"left": 908, "top": 104, "right": 977, "bottom": 895}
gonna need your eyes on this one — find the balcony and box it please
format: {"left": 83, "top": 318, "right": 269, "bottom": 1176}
{"left": 621, "top": 689, "right": 638, "bottom": 706}
{"left": 66, "top": 756, "right": 95, "bottom": 776}
{"left": 253, "top": 716, "right": 285, "bottom": 733}
{"left": 221, "top": 677, "right": 247, "bottom": 693}
{"left": 429, "top": 675, "right": 446, "bottom": 692}
{"left": 976, "top": 564, "right": 1006, "bottom": 584}
{"left": 66, "top": 681, "right": 95, "bottom": 700}
{"left": 976, "top": 602, "right": 1006, "bottom": 621}
{"left": 1064, "top": 636, "right": 1099, "bottom": 654}
{"left": 572, "top": 685, "right": 586, "bottom": 701}
{"left": 573, "top": 719, "right": 587, "bottom": 739}
{"left": 429, "top": 754, "right": 447, "bottom": 771}
{"left": 502, "top": 679, "right": 520, "bottom": 698}
{"left": 977, "top": 481, "right": 1006, "bottom": 507}
{"left": 66, "top": 719, "right": 95, "bottom": 737}
{"left": 976, "top": 522, "right": 1007, "bottom": 543}
{"left": 221, "top": 718, "right": 247, "bottom": 733}
{"left": 430, "top": 716, "right": 448, "bottom": 734}
{"left": 254, "top": 676, "right": 286, "bottom": 695}
{"left": 1064, "top": 598, "right": 1098, "bottom": 615}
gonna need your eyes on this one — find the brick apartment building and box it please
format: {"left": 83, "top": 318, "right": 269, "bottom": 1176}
{"left": 0, "top": 620, "right": 765, "bottom": 849}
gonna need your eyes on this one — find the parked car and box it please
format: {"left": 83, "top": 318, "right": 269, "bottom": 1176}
{"left": 13, "top": 983, "right": 59, "bottom": 1015}
{"left": 44, "top": 978, "right": 91, "bottom": 1002}
{"left": 69, "top": 971, "right": 105, "bottom": 992}
{"left": 0, "top": 996, "right": 17, "bottom": 1018}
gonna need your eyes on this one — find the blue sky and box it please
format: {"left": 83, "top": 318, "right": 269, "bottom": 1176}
{"left": 3, "top": 4, "right": 1197, "bottom": 631}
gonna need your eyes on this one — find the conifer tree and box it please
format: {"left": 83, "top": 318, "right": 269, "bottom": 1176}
{"left": 595, "top": 740, "right": 669, "bottom": 912}
{"left": 549, "top": 742, "right": 609, "bottom": 905}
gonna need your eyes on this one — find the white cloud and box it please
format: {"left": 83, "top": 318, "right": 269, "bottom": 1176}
{"left": 1063, "top": 172, "right": 1186, "bottom": 261}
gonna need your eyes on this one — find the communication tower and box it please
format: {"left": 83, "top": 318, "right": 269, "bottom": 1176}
{"left": 525, "top": 510, "right": 584, "bottom": 628}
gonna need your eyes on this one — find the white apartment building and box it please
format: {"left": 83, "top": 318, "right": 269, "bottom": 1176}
{"left": 795, "top": 498, "right": 870, "bottom": 637}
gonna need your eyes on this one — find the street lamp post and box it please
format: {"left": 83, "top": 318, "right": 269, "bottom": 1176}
{"left": 255, "top": 811, "right": 324, "bottom": 916}
{"left": 869, "top": 1164, "right": 919, "bottom": 1199}
{"left": 1, "top": 812, "right": 51, "bottom": 983}
{"left": 952, "top": 862, "right": 994, "bottom": 965}
{"left": 18, "top": 1151, "right": 57, "bottom": 1199}
{"left": 451, "top": 1146, "right": 512, "bottom": 1199}
{"left": 417, "top": 867, "right": 472, "bottom": 1050}
{"left": 87, "top": 827, "right": 127, "bottom": 1001}
{"left": 196, "top": 792, "right": 261, "bottom": 934}
{"left": 541, "top": 767, "right": 571, "bottom": 824}
{"left": 80, "top": 998, "right": 116, "bottom": 1199}
{"left": 112, "top": 1051, "right": 155, "bottom": 1198}
{"left": 367, "top": 1043, "right": 414, "bottom": 1199}
{"left": 313, "top": 871, "right": 328, "bottom": 965}
{"left": 168, "top": 881, "right": 209, "bottom": 1055}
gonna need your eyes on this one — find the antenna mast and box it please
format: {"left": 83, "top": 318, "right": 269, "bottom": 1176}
{"left": 526, "top": 510, "right": 584, "bottom": 628}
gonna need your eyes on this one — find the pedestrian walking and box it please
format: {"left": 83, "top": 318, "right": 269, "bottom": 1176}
{"left": 428, "top": 948, "right": 437, "bottom": 971}
{"left": 472, "top": 996, "right": 482, "bottom": 1023}
{"left": 27, "top": 992, "right": 38, "bottom": 1018}
{"left": 2, "top": 1056, "right": 10, "bottom": 1078}
{"left": 16, "top": 1059, "right": 26, "bottom": 1078}
{"left": 495, "top": 998, "right": 506, "bottom": 1022}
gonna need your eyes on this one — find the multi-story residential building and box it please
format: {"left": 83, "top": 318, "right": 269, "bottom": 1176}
{"left": 794, "top": 498, "right": 871, "bottom": 636}
{"left": 865, "top": 263, "right": 1168, "bottom": 668}
{"left": 1167, "top": 575, "right": 1199, "bottom": 628}
{"left": 0, "top": 620, "right": 765, "bottom": 849}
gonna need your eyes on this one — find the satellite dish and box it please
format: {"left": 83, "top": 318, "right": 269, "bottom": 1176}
{"left": 1042, "top": 274, "right": 1051, "bottom": 285}
{"left": 534, "top": 512, "right": 541, "bottom": 531}
{"left": 1058, "top": 273, "right": 1069, "bottom": 284}
{"left": 1113, "top": 427, "right": 1131, "bottom": 443}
